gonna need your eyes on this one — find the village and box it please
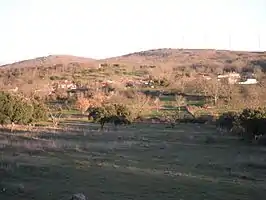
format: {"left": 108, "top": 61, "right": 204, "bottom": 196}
{"left": 7, "top": 70, "right": 259, "bottom": 99}
{"left": 50, "top": 71, "right": 258, "bottom": 94}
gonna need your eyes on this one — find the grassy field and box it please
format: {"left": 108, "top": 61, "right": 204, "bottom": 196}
{"left": 0, "top": 120, "right": 266, "bottom": 200}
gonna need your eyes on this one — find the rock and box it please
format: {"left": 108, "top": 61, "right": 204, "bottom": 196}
{"left": 1, "top": 187, "right": 6, "bottom": 193}
{"left": 70, "top": 193, "right": 86, "bottom": 200}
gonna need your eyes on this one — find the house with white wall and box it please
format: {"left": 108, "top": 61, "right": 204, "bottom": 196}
{"left": 217, "top": 72, "right": 241, "bottom": 84}
{"left": 58, "top": 80, "right": 77, "bottom": 89}
{"left": 238, "top": 78, "right": 258, "bottom": 85}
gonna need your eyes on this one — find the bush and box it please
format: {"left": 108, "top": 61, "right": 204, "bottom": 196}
{"left": 107, "top": 91, "right": 154, "bottom": 119}
{"left": 217, "top": 108, "right": 266, "bottom": 143}
{"left": 31, "top": 99, "right": 48, "bottom": 123}
{"left": 0, "top": 91, "right": 48, "bottom": 126}
{"left": 87, "top": 103, "right": 132, "bottom": 129}
{"left": 113, "top": 104, "right": 131, "bottom": 118}
{"left": 257, "top": 135, "right": 266, "bottom": 145}
{"left": 238, "top": 108, "right": 266, "bottom": 141}
{"left": 216, "top": 111, "right": 240, "bottom": 131}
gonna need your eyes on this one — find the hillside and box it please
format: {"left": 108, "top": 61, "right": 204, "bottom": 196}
{"left": 102, "top": 48, "right": 266, "bottom": 71}
{"left": 0, "top": 55, "right": 97, "bottom": 69}
{"left": 1, "top": 48, "right": 266, "bottom": 71}
{"left": 0, "top": 55, "right": 98, "bottom": 91}
{"left": 1, "top": 48, "right": 266, "bottom": 94}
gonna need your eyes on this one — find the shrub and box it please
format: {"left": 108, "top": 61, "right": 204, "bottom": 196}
{"left": 238, "top": 108, "right": 266, "bottom": 141}
{"left": 31, "top": 99, "right": 48, "bottom": 123}
{"left": 216, "top": 111, "right": 240, "bottom": 131}
{"left": 0, "top": 91, "right": 48, "bottom": 127}
{"left": 107, "top": 91, "right": 154, "bottom": 119}
{"left": 257, "top": 135, "right": 266, "bottom": 145}
{"left": 217, "top": 108, "right": 266, "bottom": 143}
{"left": 161, "top": 110, "right": 180, "bottom": 127}
{"left": 0, "top": 92, "right": 33, "bottom": 125}
{"left": 11, "top": 97, "right": 34, "bottom": 125}
{"left": 87, "top": 103, "right": 132, "bottom": 129}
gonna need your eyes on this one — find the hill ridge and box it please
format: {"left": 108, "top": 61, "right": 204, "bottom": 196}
{"left": 1, "top": 48, "right": 266, "bottom": 70}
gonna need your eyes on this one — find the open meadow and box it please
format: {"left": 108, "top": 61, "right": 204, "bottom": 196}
{"left": 1, "top": 120, "right": 266, "bottom": 200}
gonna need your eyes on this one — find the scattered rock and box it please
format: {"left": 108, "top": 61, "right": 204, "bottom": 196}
{"left": 70, "top": 193, "right": 86, "bottom": 200}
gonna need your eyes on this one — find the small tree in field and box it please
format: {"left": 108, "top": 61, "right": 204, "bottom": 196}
{"left": 88, "top": 103, "right": 132, "bottom": 129}
{"left": 75, "top": 91, "right": 108, "bottom": 114}
{"left": 153, "top": 97, "right": 163, "bottom": 112}
{"left": 75, "top": 97, "right": 92, "bottom": 114}
{"left": 47, "top": 106, "right": 63, "bottom": 127}
{"left": 196, "top": 78, "right": 223, "bottom": 105}
{"left": 173, "top": 95, "right": 187, "bottom": 117}
{"left": 129, "top": 92, "right": 153, "bottom": 120}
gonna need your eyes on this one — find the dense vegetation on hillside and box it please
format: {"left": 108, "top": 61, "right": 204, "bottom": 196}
{"left": 1, "top": 49, "right": 266, "bottom": 91}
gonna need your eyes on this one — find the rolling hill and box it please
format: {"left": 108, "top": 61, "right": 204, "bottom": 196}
{"left": 0, "top": 48, "right": 266, "bottom": 92}
{"left": 102, "top": 48, "right": 266, "bottom": 70}
{"left": 0, "top": 55, "right": 97, "bottom": 69}
{"left": 1, "top": 48, "right": 266, "bottom": 71}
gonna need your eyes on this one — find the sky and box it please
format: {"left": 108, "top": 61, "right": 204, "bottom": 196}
{"left": 0, "top": 0, "right": 266, "bottom": 64}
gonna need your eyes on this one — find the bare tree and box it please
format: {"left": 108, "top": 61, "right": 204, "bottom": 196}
{"left": 241, "top": 85, "right": 261, "bottom": 109}
{"left": 75, "top": 97, "right": 92, "bottom": 114}
{"left": 130, "top": 92, "right": 154, "bottom": 119}
{"left": 173, "top": 95, "right": 187, "bottom": 118}
{"left": 196, "top": 78, "right": 222, "bottom": 106}
{"left": 153, "top": 97, "right": 163, "bottom": 112}
{"left": 47, "top": 106, "right": 63, "bottom": 127}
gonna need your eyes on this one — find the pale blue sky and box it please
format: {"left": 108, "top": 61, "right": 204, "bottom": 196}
{"left": 0, "top": 0, "right": 266, "bottom": 64}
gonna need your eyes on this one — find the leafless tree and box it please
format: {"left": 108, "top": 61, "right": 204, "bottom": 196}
{"left": 196, "top": 78, "right": 222, "bottom": 105}
{"left": 48, "top": 106, "right": 63, "bottom": 127}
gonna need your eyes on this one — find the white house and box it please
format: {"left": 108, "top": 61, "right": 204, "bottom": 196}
{"left": 238, "top": 78, "right": 258, "bottom": 85}
{"left": 217, "top": 72, "right": 241, "bottom": 84}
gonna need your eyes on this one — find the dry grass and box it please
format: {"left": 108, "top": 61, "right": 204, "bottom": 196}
{"left": 0, "top": 120, "right": 266, "bottom": 200}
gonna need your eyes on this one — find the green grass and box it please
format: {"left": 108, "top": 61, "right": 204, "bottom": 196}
{"left": 0, "top": 121, "right": 266, "bottom": 200}
{"left": 61, "top": 109, "right": 81, "bottom": 115}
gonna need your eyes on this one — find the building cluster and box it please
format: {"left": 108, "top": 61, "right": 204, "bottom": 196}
{"left": 198, "top": 72, "right": 258, "bottom": 85}
{"left": 7, "top": 70, "right": 259, "bottom": 96}
{"left": 217, "top": 72, "right": 258, "bottom": 85}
